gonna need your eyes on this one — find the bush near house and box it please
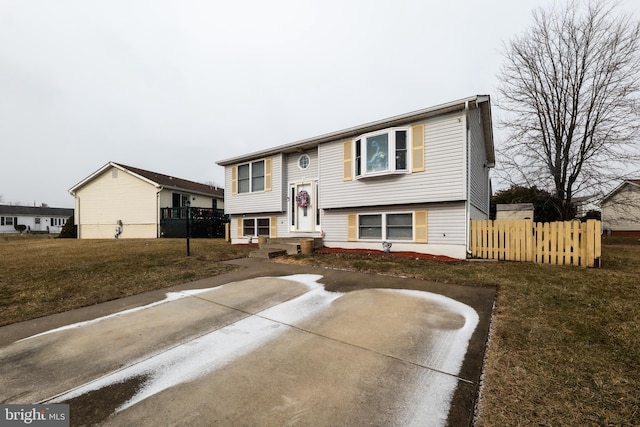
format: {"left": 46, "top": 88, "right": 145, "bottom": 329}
{"left": 57, "top": 215, "right": 77, "bottom": 238}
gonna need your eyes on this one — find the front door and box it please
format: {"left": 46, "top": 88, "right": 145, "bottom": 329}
{"left": 292, "top": 183, "right": 313, "bottom": 232}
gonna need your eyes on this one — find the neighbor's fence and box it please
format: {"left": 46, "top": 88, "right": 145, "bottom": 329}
{"left": 469, "top": 219, "right": 601, "bottom": 267}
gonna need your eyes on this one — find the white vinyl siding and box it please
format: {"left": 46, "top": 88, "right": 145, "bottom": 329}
{"left": 320, "top": 112, "right": 466, "bottom": 209}
{"left": 225, "top": 155, "right": 283, "bottom": 215}
{"left": 320, "top": 202, "right": 467, "bottom": 258}
{"left": 321, "top": 202, "right": 466, "bottom": 245}
{"left": 468, "top": 108, "right": 490, "bottom": 215}
{"left": 286, "top": 150, "right": 319, "bottom": 183}
{"left": 0, "top": 214, "right": 70, "bottom": 234}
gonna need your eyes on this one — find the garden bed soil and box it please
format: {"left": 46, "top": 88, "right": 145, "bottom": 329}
{"left": 313, "top": 247, "right": 458, "bottom": 262}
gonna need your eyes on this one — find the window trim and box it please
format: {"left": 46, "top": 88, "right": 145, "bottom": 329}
{"left": 354, "top": 127, "right": 411, "bottom": 179}
{"left": 298, "top": 154, "right": 311, "bottom": 170}
{"left": 237, "top": 159, "right": 266, "bottom": 194}
{"left": 242, "top": 217, "right": 271, "bottom": 237}
{"left": 357, "top": 212, "right": 414, "bottom": 241}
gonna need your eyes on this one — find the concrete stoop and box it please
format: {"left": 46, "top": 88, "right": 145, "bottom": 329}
{"left": 248, "top": 248, "right": 288, "bottom": 259}
{"left": 249, "top": 237, "right": 323, "bottom": 259}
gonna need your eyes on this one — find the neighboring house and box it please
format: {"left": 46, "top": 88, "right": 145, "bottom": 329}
{"left": 69, "top": 162, "right": 224, "bottom": 239}
{"left": 495, "top": 203, "right": 534, "bottom": 220}
{"left": 573, "top": 195, "right": 600, "bottom": 218}
{"left": 601, "top": 179, "right": 640, "bottom": 237}
{"left": 0, "top": 205, "right": 73, "bottom": 234}
{"left": 216, "top": 95, "right": 495, "bottom": 259}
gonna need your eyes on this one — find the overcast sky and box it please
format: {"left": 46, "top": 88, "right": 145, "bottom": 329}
{"left": 1, "top": 0, "right": 637, "bottom": 208}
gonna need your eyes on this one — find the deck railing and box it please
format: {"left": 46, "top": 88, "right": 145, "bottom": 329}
{"left": 160, "top": 207, "right": 224, "bottom": 220}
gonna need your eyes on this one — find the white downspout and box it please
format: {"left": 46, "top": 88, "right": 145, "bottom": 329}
{"left": 464, "top": 100, "right": 472, "bottom": 256}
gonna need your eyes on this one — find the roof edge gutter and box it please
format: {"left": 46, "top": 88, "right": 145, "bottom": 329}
{"left": 217, "top": 96, "right": 482, "bottom": 166}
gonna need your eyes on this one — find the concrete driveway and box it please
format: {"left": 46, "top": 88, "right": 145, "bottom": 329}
{"left": 0, "top": 259, "right": 495, "bottom": 426}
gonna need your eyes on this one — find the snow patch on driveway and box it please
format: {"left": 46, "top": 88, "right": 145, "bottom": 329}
{"left": 33, "top": 274, "right": 479, "bottom": 426}
{"left": 47, "top": 274, "right": 339, "bottom": 411}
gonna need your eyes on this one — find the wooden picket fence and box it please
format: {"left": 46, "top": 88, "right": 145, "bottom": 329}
{"left": 469, "top": 219, "right": 601, "bottom": 267}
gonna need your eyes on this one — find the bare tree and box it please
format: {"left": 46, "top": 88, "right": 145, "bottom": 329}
{"left": 497, "top": 0, "right": 640, "bottom": 219}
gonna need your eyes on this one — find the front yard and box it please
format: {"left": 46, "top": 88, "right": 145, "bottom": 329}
{"left": 1, "top": 235, "right": 637, "bottom": 425}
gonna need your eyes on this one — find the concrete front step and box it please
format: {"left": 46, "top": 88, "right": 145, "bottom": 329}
{"left": 261, "top": 237, "right": 323, "bottom": 248}
{"left": 248, "top": 248, "right": 288, "bottom": 259}
{"left": 260, "top": 242, "right": 300, "bottom": 255}
{"left": 250, "top": 237, "right": 323, "bottom": 259}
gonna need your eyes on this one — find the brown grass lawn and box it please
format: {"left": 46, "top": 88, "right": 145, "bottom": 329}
{"left": 1, "top": 235, "right": 638, "bottom": 425}
{"left": 0, "top": 236, "right": 253, "bottom": 326}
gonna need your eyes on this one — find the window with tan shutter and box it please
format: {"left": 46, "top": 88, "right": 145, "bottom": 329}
{"left": 270, "top": 216, "right": 277, "bottom": 237}
{"left": 411, "top": 124, "right": 425, "bottom": 172}
{"left": 343, "top": 140, "right": 353, "bottom": 181}
{"left": 350, "top": 128, "right": 412, "bottom": 178}
{"left": 356, "top": 213, "right": 414, "bottom": 241}
{"left": 265, "top": 158, "right": 272, "bottom": 191}
{"left": 414, "top": 210, "right": 428, "bottom": 242}
{"left": 231, "top": 166, "right": 237, "bottom": 195}
{"left": 236, "top": 159, "right": 270, "bottom": 193}
{"left": 347, "top": 214, "right": 357, "bottom": 241}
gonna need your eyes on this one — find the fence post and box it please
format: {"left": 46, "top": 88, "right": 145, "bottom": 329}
{"left": 585, "top": 219, "right": 596, "bottom": 268}
{"left": 526, "top": 220, "right": 534, "bottom": 262}
{"left": 593, "top": 219, "right": 602, "bottom": 266}
{"left": 470, "top": 219, "right": 476, "bottom": 258}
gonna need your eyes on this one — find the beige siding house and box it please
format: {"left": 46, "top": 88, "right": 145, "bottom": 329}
{"left": 217, "top": 95, "right": 495, "bottom": 259}
{"left": 495, "top": 203, "right": 535, "bottom": 220}
{"left": 601, "top": 179, "right": 640, "bottom": 237}
{"left": 69, "top": 162, "right": 224, "bottom": 239}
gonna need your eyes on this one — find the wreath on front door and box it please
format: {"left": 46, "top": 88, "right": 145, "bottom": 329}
{"left": 295, "top": 190, "right": 310, "bottom": 208}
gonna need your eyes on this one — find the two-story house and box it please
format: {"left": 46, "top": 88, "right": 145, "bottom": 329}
{"left": 216, "top": 95, "right": 494, "bottom": 259}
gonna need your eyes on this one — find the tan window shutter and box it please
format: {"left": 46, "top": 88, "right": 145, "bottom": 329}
{"left": 347, "top": 214, "right": 357, "bottom": 241}
{"left": 231, "top": 166, "right": 238, "bottom": 195}
{"left": 265, "top": 158, "right": 272, "bottom": 192}
{"left": 270, "top": 216, "right": 277, "bottom": 237}
{"left": 414, "top": 210, "right": 428, "bottom": 243}
{"left": 237, "top": 218, "right": 243, "bottom": 239}
{"left": 411, "top": 124, "right": 425, "bottom": 172}
{"left": 343, "top": 140, "right": 353, "bottom": 181}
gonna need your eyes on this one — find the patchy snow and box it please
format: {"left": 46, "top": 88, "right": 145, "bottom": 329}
{"left": 385, "top": 289, "right": 479, "bottom": 426}
{"left": 34, "top": 274, "right": 478, "bottom": 426}
{"left": 18, "top": 287, "right": 220, "bottom": 342}
{"left": 48, "top": 274, "right": 341, "bottom": 412}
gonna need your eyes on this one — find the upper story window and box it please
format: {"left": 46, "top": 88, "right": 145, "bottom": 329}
{"left": 232, "top": 158, "right": 272, "bottom": 195}
{"left": 298, "top": 154, "right": 310, "bottom": 170}
{"left": 238, "top": 160, "right": 265, "bottom": 193}
{"left": 355, "top": 128, "right": 409, "bottom": 178}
